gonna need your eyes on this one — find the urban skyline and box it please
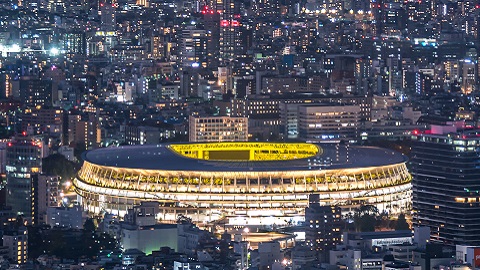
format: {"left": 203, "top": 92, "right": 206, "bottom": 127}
{"left": 0, "top": 0, "right": 480, "bottom": 269}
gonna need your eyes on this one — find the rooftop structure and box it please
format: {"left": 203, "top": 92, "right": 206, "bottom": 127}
{"left": 74, "top": 142, "right": 411, "bottom": 225}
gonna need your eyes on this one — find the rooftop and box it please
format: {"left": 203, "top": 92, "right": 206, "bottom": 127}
{"left": 83, "top": 143, "right": 408, "bottom": 172}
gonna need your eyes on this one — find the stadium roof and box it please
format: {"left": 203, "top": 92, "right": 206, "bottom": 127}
{"left": 83, "top": 143, "right": 407, "bottom": 172}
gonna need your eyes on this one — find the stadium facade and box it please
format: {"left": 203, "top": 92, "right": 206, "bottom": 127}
{"left": 74, "top": 142, "right": 411, "bottom": 225}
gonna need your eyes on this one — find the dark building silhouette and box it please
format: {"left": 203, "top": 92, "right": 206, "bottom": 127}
{"left": 411, "top": 125, "right": 480, "bottom": 246}
{"left": 305, "top": 194, "right": 342, "bottom": 262}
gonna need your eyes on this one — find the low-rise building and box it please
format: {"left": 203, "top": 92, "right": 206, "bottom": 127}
{"left": 46, "top": 205, "right": 83, "bottom": 229}
{"left": 2, "top": 227, "right": 28, "bottom": 264}
{"left": 189, "top": 115, "right": 248, "bottom": 142}
{"left": 124, "top": 125, "right": 161, "bottom": 145}
{"left": 121, "top": 224, "right": 178, "bottom": 255}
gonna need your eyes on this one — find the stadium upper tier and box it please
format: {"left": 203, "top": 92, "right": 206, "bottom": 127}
{"left": 74, "top": 142, "right": 412, "bottom": 225}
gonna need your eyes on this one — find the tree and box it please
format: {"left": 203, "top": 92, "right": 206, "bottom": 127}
{"left": 395, "top": 213, "right": 410, "bottom": 230}
{"left": 176, "top": 214, "right": 192, "bottom": 224}
{"left": 42, "top": 154, "right": 76, "bottom": 183}
{"left": 84, "top": 218, "right": 96, "bottom": 233}
{"left": 353, "top": 205, "right": 379, "bottom": 232}
{"left": 74, "top": 142, "right": 87, "bottom": 162}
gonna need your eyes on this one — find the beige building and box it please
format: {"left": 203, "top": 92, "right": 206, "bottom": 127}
{"left": 68, "top": 113, "right": 101, "bottom": 150}
{"left": 298, "top": 104, "right": 361, "bottom": 142}
{"left": 189, "top": 116, "right": 248, "bottom": 142}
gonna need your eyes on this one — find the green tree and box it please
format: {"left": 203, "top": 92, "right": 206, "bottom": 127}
{"left": 74, "top": 142, "right": 87, "bottom": 162}
{"left": 176, "top": 214, "right": 192, "bottom": 224}
{"left": 42, "top": 154, "right": 76, "bottom": 183}
{"left": 395, "top": 213, "right": 410, "bottom": 230}
{"left": 353, "top": 205, "right": 379, "bottom": 232}
{"left": 84, "top": 218, "right": 96, "bottom": 233}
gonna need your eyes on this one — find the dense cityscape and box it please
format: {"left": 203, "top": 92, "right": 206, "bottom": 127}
{"left": 0, "top": 0, "right": 480, "bottom": 269}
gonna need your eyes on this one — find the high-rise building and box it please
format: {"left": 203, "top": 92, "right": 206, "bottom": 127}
{"left": 63, "top": 32, "right": 87, "bottom": 55}
{"left": 32, "top": 174, "right": 60, "bottom": 225}
{"left": 218, "top": 0, "right": 242, "bottom": 63}
{"left": 151, "top": 34, "right": 165, "bottom": 59}
{"left": 6, "top": 136, "right": 44, "bottom": 217}
{"left": 100, "top": 2, "right": 116, "bottom": 31}
{"left": 202, "top": 9, "right": 220, "bottom": 68}
{"left": 19, "top": 77, "right": 53, "bottom": 108}
{"left": 46, "top": 206, "right": 83, "bottom": 229}
{"left": 47, "top": 0, "right": 65, "bottom": 13}
{"left": 124, "top": 125, "right": 161, "bottom": 145}
{"left": 305, "top": 194, "right": 341, "bottom": 261}
{"left": 136, "top": 0, "right": 149, "bottom": 7}
{"left": 411, "top": 124, "right": 480, "bottom": 245}
{"left": 0, "top": 71, "right": 13, "bottom": 99}
{"left": 68, "top": 113, "right": 101, "bottom": 150}
{"left": 20, "top": 107, "right": 63, "bottom": 140}
{"left": 180, "top": 27, "right": 208, "bottom": 68}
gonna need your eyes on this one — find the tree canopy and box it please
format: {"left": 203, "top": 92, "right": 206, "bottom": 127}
{"left": 395, "top": 213, "right": 410, "bottom": 230}
{"left": 352, "top": 205, "right": 379, "bottom": 232}
{"left": 42, "top": 154, "right": 77, "bottom": 183}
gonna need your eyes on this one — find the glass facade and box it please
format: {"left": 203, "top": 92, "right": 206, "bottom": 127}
{"left": 6, "top": 137, "right": 43, "bottom": 217}
{"left": 411, "top": 133, "right": 480, "bottom": 245}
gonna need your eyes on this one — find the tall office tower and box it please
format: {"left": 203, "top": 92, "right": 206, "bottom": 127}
{"left": 151, "top": 34, "right": 165, "bottom": 59}
{"left": 6, "top": 136, "right": 44, "bottom": 217}
{"left": 100, "top": 2, "right": 116, "bottom": 31}
{"left": 383, "top": 3, "right": 406, "bottom": 33}
{"left": 354, "top": 58, "right": 373, "bottom": 95}
{"left": 218, "top": 0, "right": 242, "bottom": 64}
{"left": 180, "top": 27, "right": 208, "bottom": 68}
{"left": 202, "top": 8, "right": 220, "bottom": 68}
{"left": 63, "top": 32, "right": 87, "bottom": 55}
{"left": 372, "top": 0, "right": 384, "bottom": 36}
{"left": 32, "top": 175, "right": 60, "bottom": 225}
{"left": 305, "top": 194, "right": 341, "bottom": 262}
{"left": 406, "top": 0, "right": 434, "bottom": 24}
{"left": 0, "top": 71, "right": 13, "bottom": 99}
{"left": 411, "top": 124, "right": 480, "bottom": 246}
{"left": 68, "top": 113, "right": 101, "bottom": 150}
{"left": 19, "top": 77, "right": 53, "bottom": 108}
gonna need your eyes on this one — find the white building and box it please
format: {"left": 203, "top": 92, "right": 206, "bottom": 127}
{"left": 298, "top": 104, "right": 361, "bottom": 142}
{"left": 121, "top": 224, "right": 178, "bottom": 255}
{"left": 189, "top": 116, "right": 248, "bottom": 142}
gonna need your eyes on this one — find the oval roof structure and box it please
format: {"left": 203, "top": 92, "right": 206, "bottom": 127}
{"left": 83, "top": 143, "right": 408, "bottom": 172}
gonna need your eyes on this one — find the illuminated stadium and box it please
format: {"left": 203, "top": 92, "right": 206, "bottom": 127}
{"left": 74, "top": 142, "right": 412, "bottom": 225}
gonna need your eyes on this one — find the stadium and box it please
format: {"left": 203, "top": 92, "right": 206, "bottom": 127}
{"left": 74, "top": 142, "right": 412, "bottom": 225}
